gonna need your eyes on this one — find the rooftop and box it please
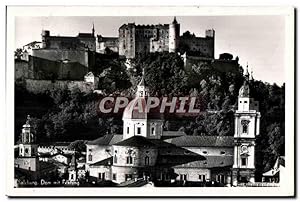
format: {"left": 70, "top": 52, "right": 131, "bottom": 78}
{"left": 90, "top": 157, "right": 113, "bottom": 167}
{"left": 86, "top": 134, "right": 123, "bottom": 146}
{"left": 114, "top": 136, "right": 156, "bottom": 148}
{"left": 165, "top": 136, "right": 234, "bottom": 147}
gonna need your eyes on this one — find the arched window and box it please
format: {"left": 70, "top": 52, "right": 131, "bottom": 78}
{"left": 114, "top": 155, "right": 118, "bottom": 164}
{"left": 145, "top": 156, "right": 150, "bottom": 165}
{"left": 241, "top": 120, "right": 250, "bottom": 134}
{"left": 242, "top": 124, "right": 248, "bottom": 133}
{"left": 151, "top": 127, "right": 155, "bottom": 135}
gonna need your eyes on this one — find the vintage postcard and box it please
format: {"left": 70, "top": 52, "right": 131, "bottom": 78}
{"left": 6, "top": 6, "right": 295, "bottom": 197}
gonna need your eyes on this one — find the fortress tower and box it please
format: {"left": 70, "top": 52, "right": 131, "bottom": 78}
{"left": 232, "top": 67, "right": 260, "bottom": 186}
{"left": 169, "top": 17, "right": 180, "bottom": 53}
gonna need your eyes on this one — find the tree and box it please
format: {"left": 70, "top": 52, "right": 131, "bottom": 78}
{"left": 68, "top": 140, "right": 87, "bottom": 153}
{"left": 14, "top": 48, "right": 23, "bottom": 60}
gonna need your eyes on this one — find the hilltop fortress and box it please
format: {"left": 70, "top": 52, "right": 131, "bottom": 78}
{"left": 25, "top": 17, "right": 214, "bottom": 61}
{"left": 17, "top": 17, "right": 237, "bottom": 88}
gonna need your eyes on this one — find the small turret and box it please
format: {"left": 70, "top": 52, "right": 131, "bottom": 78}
{"left": 41, "top": 30, "right": 50, "bottom": 48}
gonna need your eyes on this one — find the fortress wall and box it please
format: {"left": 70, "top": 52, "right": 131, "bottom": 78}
{"left": 25, "top": 79, "right": 95, "bottom": 94}
{"left": 15, "top": 60, "right": 30, "bottom": 79}
{"left": 32, "top": 49, "right": 89, "bottom": 67}
{"left": 179, "top": 37, "right": 214, "bottom": 58}
{"left": 29, "top": 54, "right": 88, "bottom": 80}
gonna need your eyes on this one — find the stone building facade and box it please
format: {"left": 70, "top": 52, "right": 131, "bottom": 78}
{"left": 117, "top": 17, "right": 215, "bottom": 59}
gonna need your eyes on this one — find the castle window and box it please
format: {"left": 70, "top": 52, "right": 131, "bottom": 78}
{"left": 220, "top": 151, "right": 226, "bottom": 155}
{"left": 202, "top": 151, "right": 208, "bottom": 154}
{"left": 145, "top": 156, "right": 150, "bottom": 165}
{"left": 88, "top": 154, "right": 93, "bottom": 161}
{"left": 241, "top": 157, "right": 247, "bottom": 166}
{"left": 89, "top": 149, "right": 92, "bottom": 152}
{"left": 28, "top": 167, "right": 31, "bottom": 171}
{"left": 244, "top": 101, "right": 248, "bottom": 103}
{"left": 137, "top": 127, "right": 141, "bottom": 135}
{"left": 127, "top": 127, "right": 129, "bottom": 134}
{"left": 113, "top": 173, "right": 117, "bottom": 181}
{"left": 25, "top": 148, "right": 29, "bottom": 154}
{"left": 20, "top": 148, "right": 23, "bottom": 154}
{"left": 114, "top": 155, "right": 118, "bottom": 164}
{"left": 126, "top": 156, "right": 133, "bottom": 164}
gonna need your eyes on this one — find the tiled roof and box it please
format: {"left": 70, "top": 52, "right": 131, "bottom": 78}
{"left": 114, "top": 136, "right": 156, "bottom": 148}
{"left": 87, "top": 134, "right": 123, "bottom": 145}
{"left": 90, "top": 157, "right": 113, "bottom": 167}
{"left": 165, "top": 136, "right": 234, "bottom": 147}
{"left": 162, "top": 131, "right": 186, "bottom": 137}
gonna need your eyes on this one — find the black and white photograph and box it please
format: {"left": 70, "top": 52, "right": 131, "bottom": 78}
{"left": 5, "top": 6, "right": 295, "bottom": 197}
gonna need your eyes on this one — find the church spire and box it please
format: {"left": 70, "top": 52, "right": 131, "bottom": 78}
{"left": 172, "top": 16, "right": 178, "bottom": 24}
{"left": 92, "top": 22, "right": 95, "bottom": 36}
{"left": 245, "top": 62, "right": 250, "bottom": 80}
{"left": 136, "top": 68, "right": 149, "bottom": 97}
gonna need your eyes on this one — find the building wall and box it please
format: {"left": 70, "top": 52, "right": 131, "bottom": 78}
{"left": 179, "top": 37, "right": 214, "bottom": 58}
{"left": 173, "top": 167, "right": 211, "bottom": 182}
{"left": 78, "top": 37, "right": 96, "bottom": 51}
{"left": 15, "top": 60, "right": 30, "bottom": 79}
{"left": 86, "top": 145, "right": 113, "bottom": 166}
{"left": 32, "top": 49, "right": 89, "bottom": 67}
{"left": 182, "top": 147, "right": 234, "bottom": 156}
{"left": 89, "top": 165, "right": 111, "bottom": 181}
{"left": 15, "top": 157, "right": 38, "bottom": 172}
{"left": 111, "top": 166, "right": 140, "bottom": 183}
{"left": 96, "top": 37, "right": 119, "bottom": 54}
{"left": 123, "top": 119, "right": 164, "bottom": 140}
{"left": 119, "top": 24, "right": 136, "bottom": 58}
{"left": 112, "top": 145, "right": 158, "bottom": 167}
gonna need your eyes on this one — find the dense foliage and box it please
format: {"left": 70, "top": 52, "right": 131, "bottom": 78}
{"left": 15, "top": 52, "right": 285, "bottom": 174}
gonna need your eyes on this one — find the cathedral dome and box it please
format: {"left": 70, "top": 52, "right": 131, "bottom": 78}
{"left": 122, "top": 97, "right": 163, "bottom": 120}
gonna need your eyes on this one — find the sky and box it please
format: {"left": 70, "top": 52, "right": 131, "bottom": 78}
{"left": 15, "top": 16, "right": 285, "bottom": 85}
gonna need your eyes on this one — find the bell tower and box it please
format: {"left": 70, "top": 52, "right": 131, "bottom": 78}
{"left": 232, "top": 66, "right": 261, "bottom": 186}
{"left": 15, "top": 115, "right": 39, "bottom": 172}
